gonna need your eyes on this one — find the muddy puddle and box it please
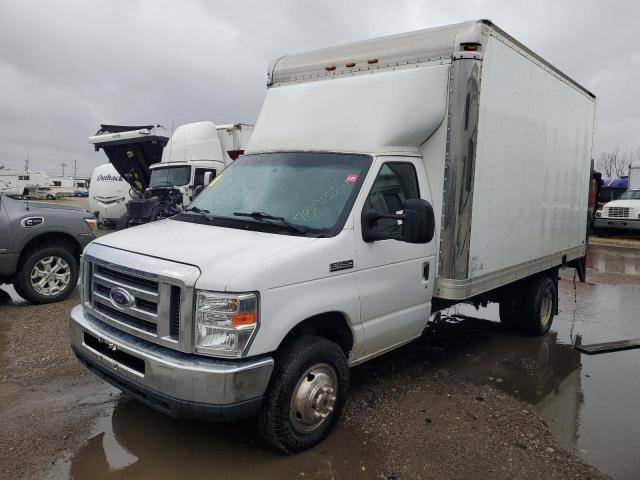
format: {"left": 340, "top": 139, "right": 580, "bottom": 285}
{"left": 50, "top": 398, "right": 382, "bottom": 479}
{"left": 588, "top": 245, "right": 640, "bottom": 276}
{"left": 436, "top": 280, "right": 640, "bottom": 479}
{"left": 49, "top": 279, "right": 640, "bottom": 479}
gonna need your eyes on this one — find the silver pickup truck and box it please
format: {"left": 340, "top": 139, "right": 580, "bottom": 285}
{"left": 0, "top": 193, "right": 97, "bottom": 303}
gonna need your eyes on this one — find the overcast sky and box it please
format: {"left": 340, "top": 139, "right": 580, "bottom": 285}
{"left": 0, "top": 0, "right": 637, "bottom": 176}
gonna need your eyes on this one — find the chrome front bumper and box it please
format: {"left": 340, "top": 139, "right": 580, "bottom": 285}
{"left": 594, "top": 218, "right": 640, "bottom": 231}
{"left": 69, "top": 305, "right": 274, "bottom": 420}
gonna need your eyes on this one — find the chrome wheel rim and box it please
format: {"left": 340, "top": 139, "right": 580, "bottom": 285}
{"left": 290, "top": 363, "right": 338, "bottom": 433}
{"left": 30, "top": 256, "right": 71, "bottom": 296}
{"left": 540, "top": 289, "right": 553, "bottom": 328}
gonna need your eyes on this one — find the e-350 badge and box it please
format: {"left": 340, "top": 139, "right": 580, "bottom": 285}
{"left": 329, "top": 260, "right": 354, "bottom": 272}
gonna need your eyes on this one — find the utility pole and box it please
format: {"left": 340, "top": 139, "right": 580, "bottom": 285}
{"left": 61, "top": 162, "right": 67, "bottom": 176}
{"left": 24, "top": 148, "right": 29, "bottom": 172}
{"left": 73, "top": 159, "right": 77, "bottom": 179}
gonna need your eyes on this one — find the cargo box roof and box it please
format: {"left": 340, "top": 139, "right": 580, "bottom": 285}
{"left": 267, "top": 19, "right": 594, "bottom": 99}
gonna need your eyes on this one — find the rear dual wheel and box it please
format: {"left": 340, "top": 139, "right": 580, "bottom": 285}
{"left": 499, "top": 275, "right": 556, "bottom": 336}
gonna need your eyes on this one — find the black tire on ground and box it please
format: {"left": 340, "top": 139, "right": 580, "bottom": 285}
{"left": 116, "top": 213, "right": 129, "bottom": 230}
{"left": 258, "top": 334, "right": 349, "bottom": 454}
{"left": 12, "top": 246, "right": 78, "bottom": 304}
{"left": 519, "top": 275, "right": 556, "bottom": 336}
{"left": 46, "top": 194, "right": 55, "bottom": 200}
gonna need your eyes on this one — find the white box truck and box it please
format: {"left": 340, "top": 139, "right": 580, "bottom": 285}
{"left": 90, "top": 121, "right": 252, "bottom": 228}
{"left": 594, "top": 161, "right": 640, "bottom": 231}
{"left": 70, "top": 20, "right": 596, "bottom": 453}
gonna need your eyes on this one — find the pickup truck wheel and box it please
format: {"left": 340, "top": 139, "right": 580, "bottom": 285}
{"left": 13, "top": 247, "right": 78, "bottom": 304}
{"left": 258, "top": 335, "right": 349, "bottom": 453}
{"left": 520, "top": 276, "right": 556, "bottom": 336}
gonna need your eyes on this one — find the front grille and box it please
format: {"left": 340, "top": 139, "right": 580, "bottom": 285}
{"left": 606, "top": 207, "right": 630, "bottom": 218}
{"left": 169, "top": 286, "right": 181, "bottom": 340}
{"left": 87, "top": 260, "right": 182, "bottom": 345}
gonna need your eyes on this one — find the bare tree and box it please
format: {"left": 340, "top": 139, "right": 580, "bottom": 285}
{"left": 597, "top": 148, "right": 627, "bottom": 177}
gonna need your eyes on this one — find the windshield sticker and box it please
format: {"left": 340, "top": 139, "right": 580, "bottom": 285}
{"left": 345, "top": 174, "right": 359, "bottom": 184}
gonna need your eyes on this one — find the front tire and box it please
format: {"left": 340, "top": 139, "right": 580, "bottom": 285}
{"left": 13, "top": 246, "right": 78, "bottom": 304}
{"left": 258, "top": 335, "right": 349, "bottom": 453}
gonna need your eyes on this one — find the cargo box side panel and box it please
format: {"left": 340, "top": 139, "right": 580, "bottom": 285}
{"left": 468, "top": 35, "right": 595, "bottom": 279}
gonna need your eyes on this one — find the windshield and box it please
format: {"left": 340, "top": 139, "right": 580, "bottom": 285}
{"left": 149, "top": 166, "right": 191, "bottom": 187}
{"left": 617, "top": 190, "right": 640, "bottom": 200}
{"left": 182, "top": 152, "right": 371, "bottom": 235}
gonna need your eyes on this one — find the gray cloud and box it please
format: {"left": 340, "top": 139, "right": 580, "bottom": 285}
{"left": 0, "top": 0, "right": 636, "bottom": 176}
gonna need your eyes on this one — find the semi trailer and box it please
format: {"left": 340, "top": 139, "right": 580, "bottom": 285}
{"left": 70, "top": 20, "right": 596, "bottom": 453}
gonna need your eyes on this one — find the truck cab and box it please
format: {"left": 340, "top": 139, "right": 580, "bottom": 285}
{"left": 594, "top": 190, "right": 640, "bottom": 231}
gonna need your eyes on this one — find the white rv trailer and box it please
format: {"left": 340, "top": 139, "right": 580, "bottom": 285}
{"left": 49, "top": 175, "right": 76, "bottom": 198}
{"left": 0, "top": 170, "right": 53, "bottom": 198}
{"left": 71, "top": 20, "right": 596, "bottom": 452}
{"left": 88, "top": 163, "right": 136, "bottom": 226}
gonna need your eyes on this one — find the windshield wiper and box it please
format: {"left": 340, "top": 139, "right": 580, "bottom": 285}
{"left": 184, "top": 206, "right": 214, "bottom": 221}
{"left": 233, "top": 211, "right": 307, "bottom": 234}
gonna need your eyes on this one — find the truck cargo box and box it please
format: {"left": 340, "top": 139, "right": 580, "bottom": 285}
{"left": 250, "top": 19, "right": 596, "bottom": 301}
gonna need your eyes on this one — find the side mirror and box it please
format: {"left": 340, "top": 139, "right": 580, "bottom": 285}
{"left": 401, "top": 198, "right": 435, "bottom": 243}
{"left": 361, "top": 198, "right": 435, "bottom": 244}
{"left": 203, "top": 172, "right": 214, "bottom": 186}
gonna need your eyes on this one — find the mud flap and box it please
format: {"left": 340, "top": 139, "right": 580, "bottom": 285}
{"left": 567, "top": 256, "right": 587, "bottom": 283}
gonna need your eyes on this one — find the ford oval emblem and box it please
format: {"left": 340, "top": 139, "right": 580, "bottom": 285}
{"left": 109, "top": 287, "right": 135, "bottom": 309}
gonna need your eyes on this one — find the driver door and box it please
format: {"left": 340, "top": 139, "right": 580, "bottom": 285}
{"left": 354, "top": 157, "right": 436, "bottom": 359}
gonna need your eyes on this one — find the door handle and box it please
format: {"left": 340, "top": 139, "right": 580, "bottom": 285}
{"left": 422, "top": 262, "right": 430, "bottom": 281}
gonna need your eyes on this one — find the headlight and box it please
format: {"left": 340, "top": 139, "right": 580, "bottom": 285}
{"left": 595, "top": 210, "right": 602, "bottom": 218}
{"left": 195, "top": 291, "right": 258, "bottom": 357}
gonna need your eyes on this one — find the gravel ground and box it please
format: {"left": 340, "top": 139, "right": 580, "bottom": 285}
{"left": 0, "top": 284, "right": 606, "bottom": 480}
{"left": 0, "top": 290, "right": 115, "bottom": 480}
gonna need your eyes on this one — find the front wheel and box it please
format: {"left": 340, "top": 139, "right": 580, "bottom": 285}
{"left": 13, "top": 246, "right": 78, "bottom": 304}
{"left": 258, "top": 335, "right": 349, "bottom": 453}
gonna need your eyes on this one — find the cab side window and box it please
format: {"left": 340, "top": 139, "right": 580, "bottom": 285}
{"left": 194, "top": 168, "right": 216, "bottom": 188}
{"left": 366, "top": 163, "right": 420, "bottom": 236}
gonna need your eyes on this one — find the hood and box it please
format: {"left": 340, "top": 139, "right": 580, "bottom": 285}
{"left": 93, "top": 219, "right": 319, "bottom": 290}
{"left": 603, "top": 199, "right": 640, "bottom": 209}
{"left": 89, "top": 125, "right": 169, "bottom": 192}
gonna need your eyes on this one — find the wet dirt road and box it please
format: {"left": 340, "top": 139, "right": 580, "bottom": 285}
{"left": 1, "top": 241, "right": 638, "bottom": 479}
